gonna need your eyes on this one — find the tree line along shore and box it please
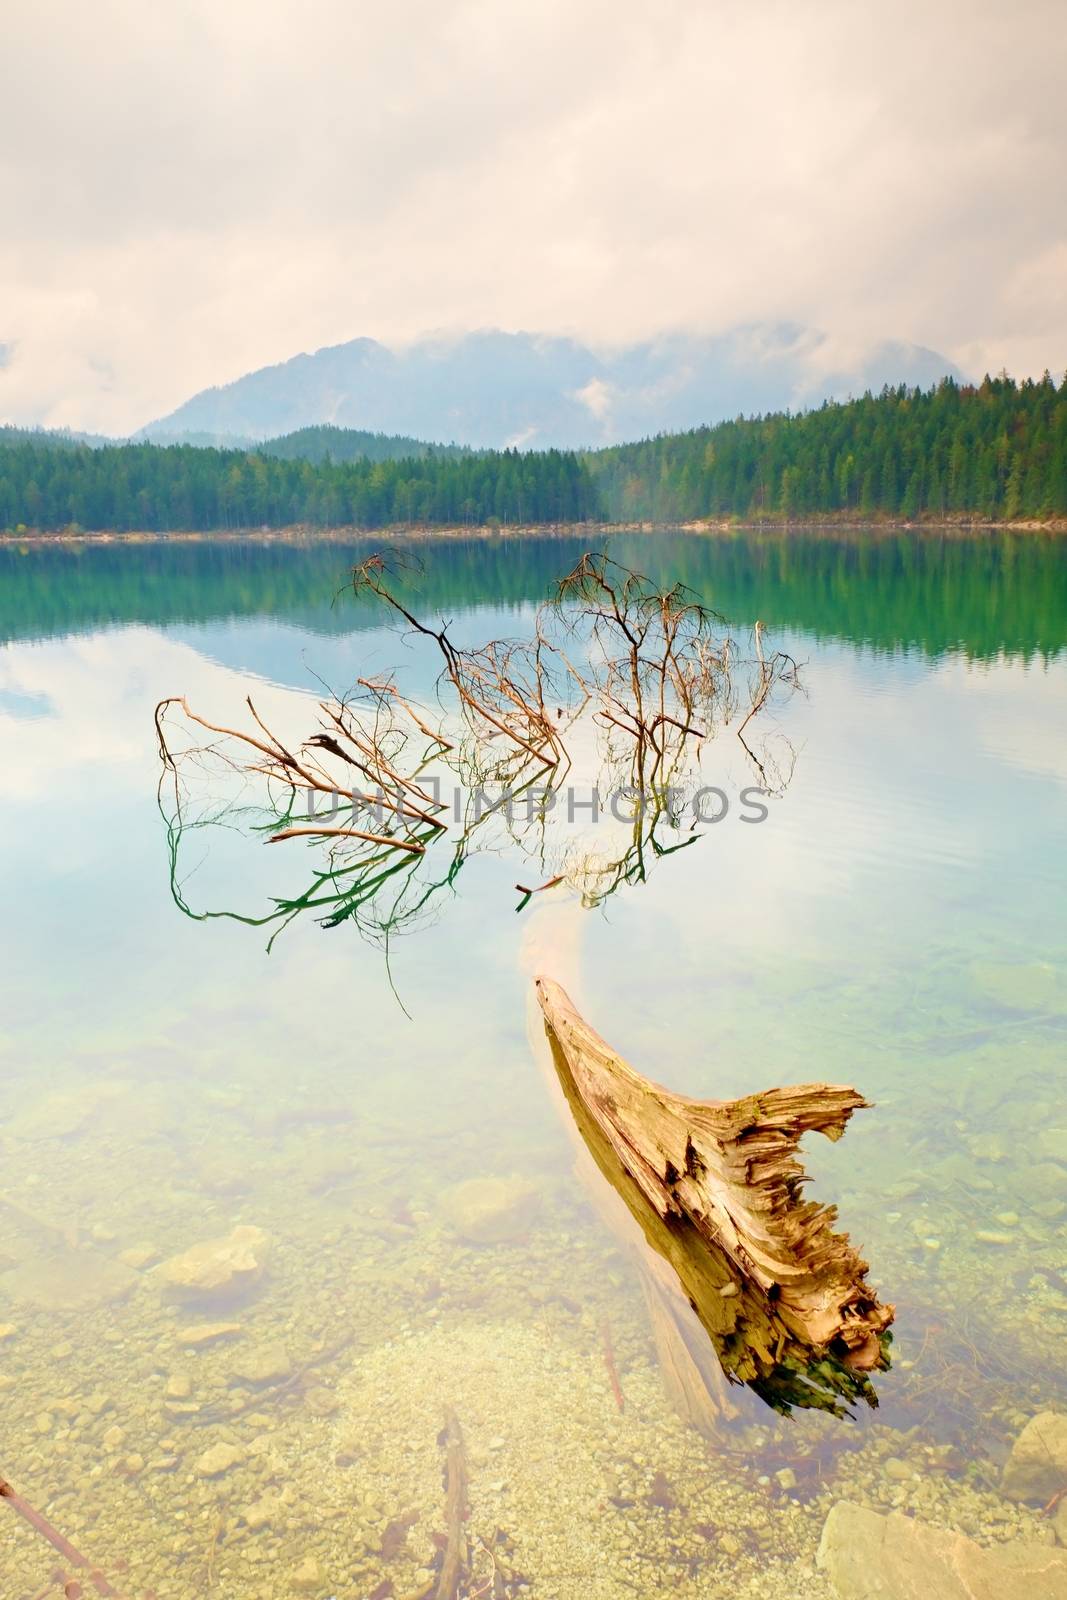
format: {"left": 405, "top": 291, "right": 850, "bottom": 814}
{"left": 2, "top": 373, "right": 1065, "bottom": 534}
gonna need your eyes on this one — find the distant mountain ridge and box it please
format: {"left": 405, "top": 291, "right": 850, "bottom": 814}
{"left": 0, "top": 423, "right": 114, "bottom": 450}
{"left": 138, "top": 326, "right": 962, "bottom": 450}
{"left": 0, "top": 420, "right": 467, "bottom": 463}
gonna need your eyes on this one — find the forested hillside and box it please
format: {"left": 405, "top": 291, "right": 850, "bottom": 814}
{"left": 260, "top": 425, "right": 468, "bottom": 464}
{"left": 0, "top": 438, "right": 593, "bottom": 531}
{"left": 1, "top": 375, "right": 1065, "bottom": 531}
{"left": 590, "top": 375, "right": 1067, "bottom": 522}
{"left": 0, "top": 425, "right": 111, "bottom": 451}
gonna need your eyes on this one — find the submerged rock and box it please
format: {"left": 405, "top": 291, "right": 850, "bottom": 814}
{"left": 289, "top": 1554, "right": 325, "bottom": 1593}
{"left": 971, "top": 960, "right": 1067, "bottom": 1015}
{"left": 817, "top": 1500, "right": 1067, "bottom": 1599}
{"left": 303, "top": 1385, "right": 340, "bottom": 1417}
{"left": 1037, "top": 1127, "right": 1067, "bottom": 1165}
{"left": 243, "top": 1492, "right": 285, "bottom": 1532}
{"left": 195, "top": 1442, "right": 245, "bottom": 1478}
{"left": 8, "top": 1085, "right": 109, "bottom": 1141}
{"left": 440, "top": 1176, "right": 541, "bottom": 1245}
{"left": 175, "top": 1321, "right": 243, "bottom": 1346}
{"left": 118, "top": 1243, "right": 159, "bottom": 1270}
{"left": 1002, "top": 1412, "right": 1067, "bottom": 1503}
{"left": 156, "top": 1225, "right": 270, "bottom": 1302}
{"left": 228, "top": 1341, "right": 292, "bottom": 1386}
{"left": 1020, "top": 1164, "right": 1067, "bottom": 1203}
{"left": 2, "top": 1250, "right": 136, "bottom": 1312}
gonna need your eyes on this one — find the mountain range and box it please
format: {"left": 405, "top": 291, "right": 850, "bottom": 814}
{"left": 137, "top": 325, "right": 962, "bottom": 450}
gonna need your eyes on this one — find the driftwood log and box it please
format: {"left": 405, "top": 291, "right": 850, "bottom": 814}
{"left": 535, "top": 976, "right": 894, "bottom": 1416}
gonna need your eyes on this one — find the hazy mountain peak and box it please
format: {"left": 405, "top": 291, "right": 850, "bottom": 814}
{"left": 138, "top": 326, "right": 962, "bottom": 450}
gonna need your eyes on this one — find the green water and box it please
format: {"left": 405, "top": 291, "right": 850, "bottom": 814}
{"left": 0, "top": 530, "right": 1065, "bottom": 1599}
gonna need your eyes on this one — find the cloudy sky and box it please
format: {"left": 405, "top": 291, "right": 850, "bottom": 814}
{"left": 2, "top": 0, "right": 1065, "bottom": 434}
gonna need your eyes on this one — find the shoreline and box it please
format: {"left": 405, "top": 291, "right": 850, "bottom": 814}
{"left": 2, "top": 514, "right": 1066, "bottom": 547}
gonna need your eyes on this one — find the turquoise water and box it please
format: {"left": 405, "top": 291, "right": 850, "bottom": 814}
{"left": 0, "top": 530, "right": 1064, "bottom": 1599}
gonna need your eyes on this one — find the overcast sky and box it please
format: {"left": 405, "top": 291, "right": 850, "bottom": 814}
{"left": 2, "top": 0, "right": 1065, "bottom": 434}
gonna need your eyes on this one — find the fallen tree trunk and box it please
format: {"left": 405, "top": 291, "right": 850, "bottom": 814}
{"left": 534, "top": 976, "right": 894, "bottom": 1416}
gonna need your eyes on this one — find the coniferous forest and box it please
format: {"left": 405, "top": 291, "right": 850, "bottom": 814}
{"left": 1, "top": 374, "right": 1066, "bottom": 533}
{"left": 590, "top": 373, "right": 1067, "bottom": 522}
{"left": 0, "top": 436, "right": 594, "bottom": 531}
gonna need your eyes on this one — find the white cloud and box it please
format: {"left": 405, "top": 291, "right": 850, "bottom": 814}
{"left": 573, "top": 378, "right": 613, "bottom": 422}
{"left": 504, "top": 425, "right": 540, "bottom": 449}
{"left": 1, "top": 0, "right": 1065, "bottom": 433}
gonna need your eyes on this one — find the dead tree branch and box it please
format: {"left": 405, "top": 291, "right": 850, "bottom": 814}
{"left": 154, "top": 551, "right": 801, "bottom": 940}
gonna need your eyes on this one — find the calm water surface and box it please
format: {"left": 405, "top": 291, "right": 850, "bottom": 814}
{"left": 0, "top": 530, "right": 1065, "bottom": 1599}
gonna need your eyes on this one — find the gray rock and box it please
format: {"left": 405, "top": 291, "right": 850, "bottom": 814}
{"left": 817, "top": 1500, "right": 1067, "bottom": 1599}
{"left": 1002, "top": 1413, "right": 1067, "bottom": 1504}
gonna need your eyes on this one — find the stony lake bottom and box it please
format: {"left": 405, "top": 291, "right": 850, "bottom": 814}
{"left": 0, "top": 528, "right": 1065, "bottom": 1599}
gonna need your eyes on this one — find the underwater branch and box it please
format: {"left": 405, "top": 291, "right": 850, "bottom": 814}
{"left": 0, "top": 1473, "right": 124, "bottom": 1597}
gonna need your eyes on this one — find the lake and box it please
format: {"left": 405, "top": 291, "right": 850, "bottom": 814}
{"left": 1, "top": 528, "right": 1065, "bottom": 1599}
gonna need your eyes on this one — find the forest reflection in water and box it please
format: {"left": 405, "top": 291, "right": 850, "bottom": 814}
{"left": 3, "top": 525, "right": 1067, "bottom": 662}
